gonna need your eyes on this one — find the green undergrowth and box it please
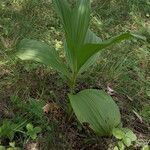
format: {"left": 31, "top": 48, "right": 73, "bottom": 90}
{"left": 0, "top": 0, "right": 149, "bottom": 149}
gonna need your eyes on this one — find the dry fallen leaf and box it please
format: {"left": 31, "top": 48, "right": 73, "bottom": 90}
{"left": 43, "top": 103, "right": 51, "bottom": 114}
{"left": 25, "top": 142, "right": 38, "bottom": 150}
{"left": 43, "top": 102, "right": 62, "bottom": 121}
{"left": 43, "top": 103, "right": 60, "bottom": 114}
{"left": 107, "top": 85, "right": 115, "bottom": 95}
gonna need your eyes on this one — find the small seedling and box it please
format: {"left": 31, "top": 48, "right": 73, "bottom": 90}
{"left": 0, "top": 120, "right": 17, "bottom": 140}
{"left": 113, "top": 128, "right": 137, "bottom": 150}
{"left": 7, "top": 142, "right": 20, "bottom": 150}
{"left": 0, "top": 142, "right": 20, "bottom": 150}
{"left": 26, "top": 123, "right": 42, "bottom": 140}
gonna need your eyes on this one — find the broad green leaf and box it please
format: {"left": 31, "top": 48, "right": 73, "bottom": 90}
{"left": 71, "top": 0, "right": 91, "bottom": 49}
{"left": 84, "top": 30, "right": 102, "bottom": 44}
{"left": 53, "top": 0, "right": 75, "bottom": 71}
{"left": 112, "top": 128, "right": 125, "bottom": 139}
{"left": 72, "top": 0, "right": 90, "bottom": 71}
{"left": 64, "top": 40, "right": 73, "bottom": 71}
{"left": 77, "top": 33, "right": 142, "bottom": 71}
{"left": 69, "top": 89, "right": 121, "bottom": 135}
{"left": 53, "top": 0, "right": 72, "bottom": 35}
{"left": 54, "top": 0, "right": 91, "bottom": 72}
{"left": 16, "top": 39, "right": 70, "bottom": 78}
{"left": 78, "top": 30, "right": 102, "bottom": 74}
{"left": 70, "top": 0, "right": 90, "bottom": 72}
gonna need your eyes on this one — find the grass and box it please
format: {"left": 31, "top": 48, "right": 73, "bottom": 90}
{"left": 0, "top": 0, "right": 150, "bottom": 149}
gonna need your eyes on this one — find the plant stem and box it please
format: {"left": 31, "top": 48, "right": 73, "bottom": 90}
{"left": 70, "top": 72, "right": 77, "bottom": 94}
{"left": 67, "top": 72, "right": 77, "bottom": 118}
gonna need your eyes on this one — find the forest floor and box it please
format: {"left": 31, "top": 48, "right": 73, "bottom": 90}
{"left": 0, "top": 0, "right": 150, "bottom": 149}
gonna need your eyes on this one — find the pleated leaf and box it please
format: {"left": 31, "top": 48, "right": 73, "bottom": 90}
{"left": 77, "top": 32, "right": 141, "bottom": 71}
{"left": 16, "top": 39, "right": 70, "bottom": 78}
{"left": 71, "top": 0, "right": 91, "bottom": 49}
{"left": 64, "top": 40, "right": 73, "bottom": 71}
{"left": 84, "top": 30, "right": 102, "bottom": 44}
{"left": 78, "top": 30, "right": 102, "bottom": 74}
{"left": 53, "top": 0, "right": 72, "bottom": 36}
{"left": 53, "top": 0, "right": 90, "bottom": 72}
{"left": 53, "top": 0, "right": 75, "bottom": 70}
{"left": 69, "top": 89, "right": 121, "bottom": 135}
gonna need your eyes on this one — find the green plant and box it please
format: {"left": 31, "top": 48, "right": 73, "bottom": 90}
{"left": 0, "top": 142, "right": 20, "bottom": 150}
{"left": 140, "top": 105, "right": 150, "bottom": 123}
{"left": 16, "top": 0, "right": 144, "bottom": 135}
{"left": 0, "top": 145, "right": 5, "bottom": 150}
{"left": 142, "top": 145, "right": 149, "bottom": 150}
{"left": 0, "top": 97, "right": 44, "bottom": 148}
{"left": 0, "top": 120, "right": 24, "bottom": 149}
{"left": 10, "top": 93, "right": 47, "bottom": 126}
{"left": 113, "top": 128, "right": 137, "bottom": 150}
{"left": 0, "top": 120, "right": 26, "bottom": 141}
{"left": 26, "top": 123, "right": 42, "bottom": 140}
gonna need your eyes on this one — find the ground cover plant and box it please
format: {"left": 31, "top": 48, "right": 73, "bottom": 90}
{"left": 16, "top": 0, "right": 144, "bottom": 136}
{"left": 0, "top": 0, "right": 149, "bottom": 149}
